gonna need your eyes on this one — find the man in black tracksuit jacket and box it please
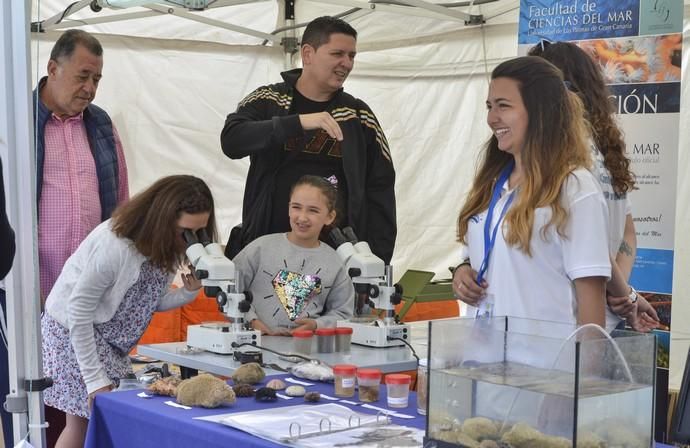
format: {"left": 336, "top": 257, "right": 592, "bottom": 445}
{"left": 220, "top": 16, "right": 396, "bottom": 263}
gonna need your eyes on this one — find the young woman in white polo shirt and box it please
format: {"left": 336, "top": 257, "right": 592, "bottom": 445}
{"left": 531, "top": 41, "right": 658, "bottom": 333}
{"left": 454, "top": 56, "right": 610, "bottom": 328}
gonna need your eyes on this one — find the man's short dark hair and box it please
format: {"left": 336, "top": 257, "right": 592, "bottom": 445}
{"left": 301, "top": 16, "right": 357, "bottom": 50}
{"left": 50, "top": 29, "right": 103, "bottom": 62}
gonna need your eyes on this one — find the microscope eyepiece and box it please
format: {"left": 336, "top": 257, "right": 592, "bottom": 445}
{"left": 182, "top": 229, "right": 199, "bottom": 247}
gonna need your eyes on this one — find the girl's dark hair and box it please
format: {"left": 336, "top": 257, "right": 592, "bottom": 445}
{"left": 290, "top": 175, "right": 341, "bottom": 234}
{"left": 530, "top": 41, "right": 635, "bottom": 194}
{"left": 111, "top": 175, "right": 216, "bottom": 273}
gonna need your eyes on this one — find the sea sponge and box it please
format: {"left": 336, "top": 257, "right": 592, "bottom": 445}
{"left": 462, "top": 417, "right": 499, "bottom": 441}
{"left": 266, "top": 379, "right": 287, "bottom": 390}
{"left": 255, "top": 387, "right": 278, "bottom": 402}
{"left": 147, "top": 376, "right": 181, "bottom": 396}
{"left": 304, "top": 392, "right": 321, "bottom": 402}
{"left": 231, "top": 363, "right": 265, "bottom": 385}
{"left": 232, "top": 383, "right": 255, "bottom": 397}
{"left": 176, "top": 374, "right": 236, "bottom": 408}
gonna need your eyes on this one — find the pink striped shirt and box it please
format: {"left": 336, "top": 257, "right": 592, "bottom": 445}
{"left": 38, "top": 112, "right": 129, "bottom": 298}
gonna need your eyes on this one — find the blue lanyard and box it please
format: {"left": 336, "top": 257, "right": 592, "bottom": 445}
{"left": 476, "top": 160, "right": 516, "bottom": 284}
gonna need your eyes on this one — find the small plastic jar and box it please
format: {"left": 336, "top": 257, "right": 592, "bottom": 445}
{"left": 333, "top": 364, "right": 357, "bottom": 397}
{"left": 315, "top": 328, "right": 336, "bottom": 353}
{"left": 416, "top": 358, "right": 428, "bottom": 415}
{"left": 292, "top": 330, "right": 313, "bottom": 355}
{"left": 335, "top": 327, "right": 353, "bottom": 353}
{"left": 385, "top": 374, "right": 411, "bottom": 408}
{"left": 356, "top": 368, "right": 382, "bottom": 402}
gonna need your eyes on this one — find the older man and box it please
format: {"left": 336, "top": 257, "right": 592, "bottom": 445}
{"left": 221, "top": 16, "right": 396, "bottom": 264}
{"left": 31, "top": 29, "right": 128, "bottom": 447}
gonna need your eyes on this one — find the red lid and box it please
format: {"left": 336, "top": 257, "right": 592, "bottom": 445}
{"left": 385, "top": 374, "right": 411, "bottom": 385}
{"left": 314, "top": 328, "right": 336, "bottom": 336}
{"left": 292, "top": 330, "right": 313, "bottom": 338}
{"left": 333, "top": 364, "right": 357, "bottom": 375}
{"left": 356, "top": 368, "right": 382, "bottom": 380}
{"left": 335, "top": 327, "right": 353, "bottom": 335}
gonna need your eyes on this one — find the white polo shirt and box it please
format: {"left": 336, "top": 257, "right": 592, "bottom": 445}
{"left": 465, "top": 168, "right": 611, "bottom": 327}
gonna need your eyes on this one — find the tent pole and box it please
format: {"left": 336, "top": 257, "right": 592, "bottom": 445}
{"left": 283, "top": 0, "right": 297, "bottom": 69}
{"left": 1, "top": 0, "right": 48, "bottom": 447}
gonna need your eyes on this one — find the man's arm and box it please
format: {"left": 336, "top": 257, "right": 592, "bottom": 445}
{"left": 220, "top": 87, "right": 303, "bottom": 159}
{"left": 360, "top": 104, "right": 396, "bottom": 264}
{"left": 112, "top": 126, "right": 129, "bottom": 203}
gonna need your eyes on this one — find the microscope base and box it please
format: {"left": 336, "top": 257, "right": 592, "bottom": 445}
{"left": 337, "top": 320, "right": 410, "bottom": 348}
{"left": 186, "top": 324, "right": 261, "bottom": 354}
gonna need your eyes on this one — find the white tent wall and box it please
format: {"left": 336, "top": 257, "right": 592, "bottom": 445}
{"left": 28, "top": 1, "right": 690, "bottom": 389}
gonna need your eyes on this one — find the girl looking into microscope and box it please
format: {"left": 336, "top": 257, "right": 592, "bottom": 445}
{"left": 42, "top": 175, "right": 213, "bottom": 447}
{"left": 232, "top": 175, "right": 354, "bottom": 336}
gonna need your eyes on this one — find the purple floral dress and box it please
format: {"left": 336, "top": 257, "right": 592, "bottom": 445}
{"left": 42, "top": 261, "right": 168, "bottom": 418}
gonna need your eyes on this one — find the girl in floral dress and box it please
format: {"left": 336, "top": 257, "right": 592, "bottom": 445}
{"left": 42, "top": 175, "right": 216, "bottom": 447}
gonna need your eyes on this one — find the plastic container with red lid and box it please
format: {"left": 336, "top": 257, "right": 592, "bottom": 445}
{"left": 385, "top": 374, "right": 411, "bottom": 408}
{"left": 356, "top": 368, "right": 382, "bottom": 402}
{"left": 315, "top": 327, "right": 336, "bottom": 353}
{"left": 292, "top": 330, "right": 313, "bottom": 355}
{"left": 333, "top": 364, "right": 357, "bottom": 397}
{"left": 334, "top": 327, "right": 353, "bottom": 353}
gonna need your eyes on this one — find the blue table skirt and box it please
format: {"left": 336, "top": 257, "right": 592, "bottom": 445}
{"left": 85, "top": 373, "right": 674, "bottom": 448}
{"left": 85, "top": 374, "right": 424, "bottom": 448}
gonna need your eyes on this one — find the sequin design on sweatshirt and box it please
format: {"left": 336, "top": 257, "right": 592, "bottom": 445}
{"left": 272, "top": 270, "right": 322, "bottom": 320}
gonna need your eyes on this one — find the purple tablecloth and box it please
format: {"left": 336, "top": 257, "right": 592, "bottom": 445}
{"left": 85, "top": 374, "right": 423, "bottom": 448}
{"left": 85, "top": 373, "right": 674, "bottom": 448}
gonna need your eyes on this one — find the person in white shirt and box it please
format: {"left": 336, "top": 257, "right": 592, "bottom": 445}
{"left": 453, "top": 56, "right": 610, "bottom": 328}
{"left": 529, "top": 41, "right": 658, "bottom": 333}
{"left": 42, "top": 175, "right": 212, "bottom": 448}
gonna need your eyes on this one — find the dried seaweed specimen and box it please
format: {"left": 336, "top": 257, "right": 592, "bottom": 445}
{"left": 147, "top": 376, "right": 181, "bottom": 397}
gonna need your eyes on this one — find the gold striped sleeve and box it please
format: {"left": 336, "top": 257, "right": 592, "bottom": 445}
{"left": 238, "top": 88, "right": 291, "bottom": 110}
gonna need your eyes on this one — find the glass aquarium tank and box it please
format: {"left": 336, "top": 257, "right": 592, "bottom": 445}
{"left": 424, "top": 317, "right": 656, "bottom": 448}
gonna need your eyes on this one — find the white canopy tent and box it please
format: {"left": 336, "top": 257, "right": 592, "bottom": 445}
{"left": 2, "top": 0, "right": 690, "bottom": 444}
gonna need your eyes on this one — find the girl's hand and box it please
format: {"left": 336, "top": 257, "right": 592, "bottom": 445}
{"left": 292, "top": 318, "right": 317, "bottom": 332}
{"left": 182, "top": 264, "right": 202, "bottom": 292}
{"left": 88, "top": 384, "right": 114, "bottom": 410}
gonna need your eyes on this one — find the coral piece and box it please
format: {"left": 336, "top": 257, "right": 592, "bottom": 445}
{"left": 576, "top": 432, "right": 606, "bottom": 448}
{"left": 147, "top": 376, "right": 181, "bottom": 397}
{"left": 266, "top": 379, "right": 287, "bottom": 390}
{"left": 231, "top": 363, "right": 265, "bottom": 385}
{"left": 255, "top": 387, "right": 278, "bottom": 402}
{"left": 479, "top": 441, "right": 499, "bottom": 448}
{"left": 304, "top": 391, "right": 321, "bottom": 402}
{"left": 454, "top": 432, "right": 480, "bottom": 448}
{"left": 232, "top": 383, "right": 255, "bottom": 397}
{"left": 501, "top": 423, "right": 568, "bottom": 448}
{"left": 285, "top": 385, "right": 306, "bottom": 397}
{"left": 176, "top": 374, "right": 236, "bottom": 408}
{"left": 462, "top": 417, "right": 499, "bottom": 441}
{"left": 291, "top": 360, "right": 333, "bottom": 381}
